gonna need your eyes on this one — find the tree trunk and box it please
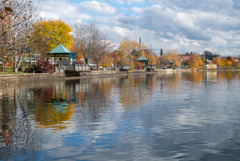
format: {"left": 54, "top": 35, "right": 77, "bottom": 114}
{"left": 2, "top": 63, "right": 5, "bottom": 72}
{"left": 14, "top": 55, "right": 22, "bottom": 72}
{"left": 97, "top": 61, "right": 99, "bottom": 70}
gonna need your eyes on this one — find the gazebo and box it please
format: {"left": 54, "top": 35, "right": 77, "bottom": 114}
{"left": 138, "top": 56, "right": 149, "bottom": 67}
{"left": 204, "top": 59, "right": 210, "bottom": 64}
{"left": 45, "top": 44, "right": 77, "bottom": 66}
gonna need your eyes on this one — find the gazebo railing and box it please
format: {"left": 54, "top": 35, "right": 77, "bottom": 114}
{"left": 65, "top": 64, "right": 90, "bottom": 71}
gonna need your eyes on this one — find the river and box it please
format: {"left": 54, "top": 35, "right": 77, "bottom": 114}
{"left": 1, "top": 71, "right": 240, "bottom": 160}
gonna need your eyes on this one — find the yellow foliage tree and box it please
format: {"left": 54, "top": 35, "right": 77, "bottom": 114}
{"left": 226, "top": 60, "right": 232, "bottom": 66}
{"left": 31, "top": 19, "right": 73, "bottom": 53}
{"left": 165, "top": 50, "right": 181, "bottom": 64}
{"left": 118, "top": 37, "right": 147, "bottom": 67}
{"left": 129, "top": 55, "right": 135, "bottom": 69}
{"left": 100, "top": 55, "right": 113, "bottom": 67}
{"left": 145, "top": 52, "right": 158, "bottom": 66}
{"left": 118, "top": 37, "right": 145, "bottom": 55}
{"left": 196, "top": 55, "right": 203, "bottom": 66}
{"left": 173, "top": 60, "right": 180, "bottom": 67}
{"left": 188, "top": 55, "right": 199, "bottom": 68}
{"left": 221, "top": 60, "right": 226, "bottom": 66}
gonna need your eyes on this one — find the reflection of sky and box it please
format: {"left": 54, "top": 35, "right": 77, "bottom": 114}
{"left": 3, "top": 72, "right": 240, "bottom": 160}
{"left": 36, "top": 73, "right": 240, "bottom": 160}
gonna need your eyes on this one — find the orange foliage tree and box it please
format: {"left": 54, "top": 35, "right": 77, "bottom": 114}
{"left": 187, "top": 54, "right": 202, "bottom": 68}
{"left": 71, "top": 41, "right": 85, "bottom": 61}
{"left": 213, "top": 57, "right": 222, "bottom": 66}
{"left": 110, "top": 51, "right": 120, "bottom": 67}
{"left": 76, "top": 54, "right": 83, "bottom": 61}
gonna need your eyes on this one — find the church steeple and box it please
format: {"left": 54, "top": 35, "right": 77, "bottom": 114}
{"left": 139, "top": 36, "right": 141, "bottom": 48}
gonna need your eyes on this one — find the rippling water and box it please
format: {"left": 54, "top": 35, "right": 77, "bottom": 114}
{"left": 1, "top": 71, "right": 240, "bottom": 160}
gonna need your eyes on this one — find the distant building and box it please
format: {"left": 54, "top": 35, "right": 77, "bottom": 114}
{"left": 179, "top": 53, "right": 192, "bottom": 63}
{"left": 201, "top": 51, "right": 220, "bottom": 60}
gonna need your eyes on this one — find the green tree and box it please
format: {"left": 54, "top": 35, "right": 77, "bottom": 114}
{"left": 31, "top": 19, "right": 73, "bottom": 53}
{"left": 160, "top": 48, "right": 163, "bottom": 56}
{"left": 227, "top": 56, "right": 232, "bottom": 61}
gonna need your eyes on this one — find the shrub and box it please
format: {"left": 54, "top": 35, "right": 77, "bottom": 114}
{"left": 34, "top": 57, "right": 54, "bottom": 73}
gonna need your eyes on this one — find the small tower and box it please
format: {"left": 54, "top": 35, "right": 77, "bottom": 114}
{"left": 139, "top": 36, "right": 141, "bottom": 48}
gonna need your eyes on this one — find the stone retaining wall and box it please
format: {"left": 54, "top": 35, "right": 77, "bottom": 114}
{"left": 0, "top": 68, "right": 181, "bottom": 86}
{"left": 0, "top": 73, "right": 64, "bottom": 86}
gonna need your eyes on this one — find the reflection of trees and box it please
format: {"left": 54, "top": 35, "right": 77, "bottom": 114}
{"left": 181, "top": 71, "right": 238, "bottom": 85}
{"left": 33, "top": 83, "right": 74, "bottom": 131}
{"left": 0, "top": 88, "right": 41, "bottom": 161}
{"left": 118, "top": 74, "right": 157, "bottom": 109}
{"left": 34, "top": 102, "right": 74, "bottom": 131}
{"left": 72, "top": 78, "right": 114, "bottom": 125}
{"left": 118, "top": 75, "right": 146, "bottom": 109}
{"left": 182, "top": 71, "right": 204, "bottom": 84}
{"left": 217, "top": 71, "right": 236, "bottom": 81}
{"left": 156, "top": 73, "right": 181, "bottom": 92}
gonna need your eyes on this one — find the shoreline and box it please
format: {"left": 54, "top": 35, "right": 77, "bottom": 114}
{"left": 1, "top": 68, "right": 240, "bottom": 89}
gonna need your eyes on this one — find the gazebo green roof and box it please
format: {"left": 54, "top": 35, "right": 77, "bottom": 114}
{"left": 49, "top": 44, "right": 70, "bottom": 53}
{"left": 138, "top": 56, "right": 148, "bottom": 61}
{"left": 205, "top": 59, "right": 210, "bottom": 62}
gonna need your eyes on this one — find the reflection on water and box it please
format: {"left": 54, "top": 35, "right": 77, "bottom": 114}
{"left": 1, "top": 71, "right": 240, "bottom": 160}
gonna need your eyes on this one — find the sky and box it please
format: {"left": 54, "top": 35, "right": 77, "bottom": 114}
{"left": 35, "top": 0, "right": 240, "bottom": 56}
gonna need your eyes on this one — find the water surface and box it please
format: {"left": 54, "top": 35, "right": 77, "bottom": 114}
{"left": 1, "top": 71, "right": 240, "bottom": 160}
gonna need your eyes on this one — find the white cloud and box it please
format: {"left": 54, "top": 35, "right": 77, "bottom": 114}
{"left": 131, "top": 7, "right": 143, "bottom": 13}
{"left": 38, "top": 0, "right": 91, "bottom": 24}
{"left": 212, "top": 37, "right": 228, "bottom": 46}
{"left": 114, "top": 0, "right": 145, "bottom": 5}
{"left": 79, "top": 1, "right": 116, "bottom": 14}
{"left": 35, "top": 0, "right": 240, "bottom": 55}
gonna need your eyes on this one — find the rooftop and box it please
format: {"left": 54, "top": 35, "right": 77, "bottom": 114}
{"left": 49, "top": 44, "right": 70, "bottom": 53}
{"left": 138, "top": 56, "right": 148, "bottom": 61}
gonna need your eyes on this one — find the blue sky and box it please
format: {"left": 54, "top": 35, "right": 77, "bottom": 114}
{"left": 35, "top": 0, "right": 240, "bottom": 56}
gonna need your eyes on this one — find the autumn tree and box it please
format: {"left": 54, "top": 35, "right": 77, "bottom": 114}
{"left": 196, "top": 54, "right": 203, "bottom": 66}
{"left": 0, "top": 0, "right": 38, "bottom": 72}
{"left": 72, "top": 23, "right": 113, "bottom": 69}
{"left": 226, "top": 60, "right": 232, "bottom": 66}
{"left": 0, "top": 0, "right": 14, "bottom": 22}
{"left": 30, "top": 19, "right": 73, "bottom": 53}
{"left": 110, "top": 51, "right": 120, "bottom": 67}
{"left": 118, "top": 37, "right": 143, "bottom": 56}
{"left": 173, "top": 60, "right": 181, "bottom": 67}
{"left": 144, "top": 50, "right": 158, "bottom": 67}
{"left": 213, "top": 57, "right": 222, "bottom": 66}
{"left": 71, "top": 30, "right": 85, "bottom": 62}
{"left": 100, "top": 54, "right": 113, "bottom": 67}
{"left": 158, "top": 49, "right": 181, "bottom": 67}
{"left": 158, "top": 54, "right": 169, "bottom": 67}
{"left": 221, "top": 58, "right": 226, "bottom": 66}
{"left": 118, "top": 37, "right": 147, "bottom": 69}
{"left": 227, "top": 56, "right": 232, "bottom": 62}
{"left": 187, "top": 54, "right": 202, "bottom": 68}
{"left": 76, "top": 53, "right": 83, "bottom": 61}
